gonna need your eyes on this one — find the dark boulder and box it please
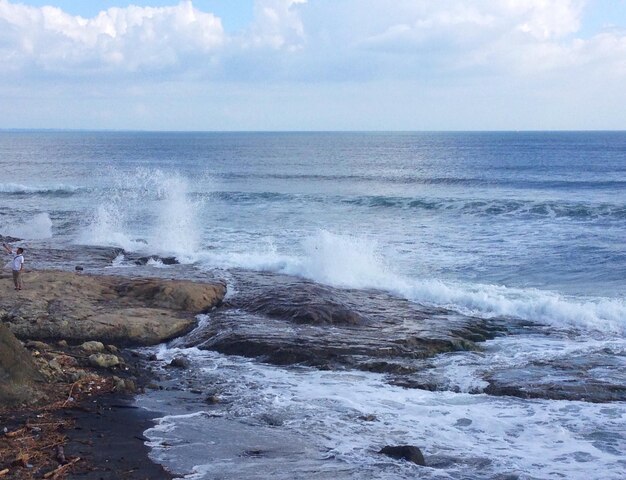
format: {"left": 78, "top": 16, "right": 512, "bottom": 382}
{"left": 169, "top": 356, "right": 191, "bottom": 369}
{"left": 379, "top": 445, "right": 426, "bottom": 466}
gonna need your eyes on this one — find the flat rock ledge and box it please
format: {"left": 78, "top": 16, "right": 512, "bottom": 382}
{"left": 0, "top": 270, "right": 226, "bottom": 346}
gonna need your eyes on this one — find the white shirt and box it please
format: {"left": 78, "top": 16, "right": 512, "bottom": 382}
{"left": 12, "top": 251, "right": 24, "bottom": 271}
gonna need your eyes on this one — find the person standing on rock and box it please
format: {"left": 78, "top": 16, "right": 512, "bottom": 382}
{"left": 2, "top": 242, "right": 25, "bottom": 290}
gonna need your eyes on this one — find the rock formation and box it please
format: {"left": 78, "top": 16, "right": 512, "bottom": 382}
{"left": 0, "top": 323, "right": 44, "bottom": 406}
{"left": 0, "top": 270, "right": 226, "bottom": 346}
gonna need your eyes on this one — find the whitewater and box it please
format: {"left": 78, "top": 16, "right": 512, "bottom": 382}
{"left": 1, "top": 130, "right": 625, "bottom": 479}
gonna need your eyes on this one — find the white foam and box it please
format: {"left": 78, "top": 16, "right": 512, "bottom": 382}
{"left": 4, "top": 212, "right": 53, "bottom": 239}
{"left": 139, "top": 349, "right": 626, "bottom": 480}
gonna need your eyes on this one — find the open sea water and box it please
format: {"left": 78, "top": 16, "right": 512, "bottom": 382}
{"left": 1, "top": 131, "right": 625, "bottom": 479}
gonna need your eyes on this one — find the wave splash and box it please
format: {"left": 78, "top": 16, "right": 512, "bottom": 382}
{"left": 79, "top": 169, "right": 201, "bottom": 262}
{"left": 198, "top": 230, "right": 626, "bottom": 335}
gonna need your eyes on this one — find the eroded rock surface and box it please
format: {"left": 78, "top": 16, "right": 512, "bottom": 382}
{"left": 182, "top": 271, "right": 503, "bottom": 374}
{"left": 0, "top": 270, "right": 226, "bottom": 346}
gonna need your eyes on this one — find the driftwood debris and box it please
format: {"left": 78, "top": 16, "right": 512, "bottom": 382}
{"left": 43, "top": 457, "right": 80, "bottom": 479}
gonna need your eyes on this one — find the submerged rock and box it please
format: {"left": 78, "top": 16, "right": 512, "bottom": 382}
{"left": 169, "top": 356, "right": 191, "bottom": 369}
{"left": 379, "top": 445, "right": 426, "bottom": 465}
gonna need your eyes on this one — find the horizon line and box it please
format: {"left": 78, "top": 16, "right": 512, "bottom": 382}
{"left": 1, "top": 128, "right": 626, "bottom": 134}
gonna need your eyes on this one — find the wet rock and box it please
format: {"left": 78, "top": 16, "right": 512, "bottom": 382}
{"left": 242, "top": 282, "right": 365, "bottom": 325}
{"left": 80, "top": 341, "right": 105, "bottom": 353}
{"left": 484, "top": 357, "right": 626, "bottom": 403}
{"left": 106, "top": 344, "right": 120, "bottom": 354}
{"left": 147, "top": 353, "right": 159, "bottom": 361}
{"left": 169, "top": 356, "right": 190, "bottom": 369}
{"left": 182, "top": 271, "right": 502, "bottom": 380}
{"left": 88, "top": 353, "right": 120, "bottom": 369}
{"left": 358, "top": 414, "right": 378, "bottom": 422}
{"left": 57, "top": 340, "right": 68, "bottom": 348}
{"left": 455, "top": 418, "right": 473, "bottom": 427}
{"left": 204, "top": 395, "right": 220, "bottom": 404}
{"left": 379, "top": 445, "right": 426, "bottom": 466}
{"left": 0, "top": 323, "right": 44, "bottom": 406}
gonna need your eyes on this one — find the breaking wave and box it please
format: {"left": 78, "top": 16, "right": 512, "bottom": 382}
{"left": 196, "top": 230, "right": 626, "bottom": 335}
{"left": 0, "top": 183, "right": 86, "bottom": 196}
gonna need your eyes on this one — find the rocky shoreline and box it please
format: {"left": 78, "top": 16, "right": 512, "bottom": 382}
{"left": 0, "top": 269, "right": 226, "bottom": 479}
{"left": 3, "top": 259, "right": 624, "bottom": 478}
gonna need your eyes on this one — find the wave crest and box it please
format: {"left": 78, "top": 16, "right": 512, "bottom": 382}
{"left": 0, "top": 183, "right": 86, "bottom": 195}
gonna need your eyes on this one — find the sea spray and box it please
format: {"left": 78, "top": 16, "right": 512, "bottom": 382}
{"left": 293, "top": 230, "right": 393, "bottom": 288}
{"left": 79, "top": 169, "right": 201, "bottom": 261}
{"left": 150, "top": 174, "right": 201, "bottom": 262}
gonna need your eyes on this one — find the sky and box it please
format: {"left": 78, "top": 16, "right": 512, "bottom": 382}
{"left": 0, "top": 0, "right": 625, "bottom": 131}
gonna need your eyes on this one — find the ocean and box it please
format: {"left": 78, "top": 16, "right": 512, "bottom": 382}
{"left": 1, "top": 131, "right": 625, "bottom": 479}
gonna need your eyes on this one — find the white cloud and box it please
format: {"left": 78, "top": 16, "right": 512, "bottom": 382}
{"left": 0, "top": 0, "right": 623, "bottom": 79}
{"left": 0, "top": 0, "right": 625, "bottom": 129}
{"left": 244, "top": 0, "right": 307, "bottom": 50}
{"left": 0, "top": 0, "right": 224, "bottom": 72}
